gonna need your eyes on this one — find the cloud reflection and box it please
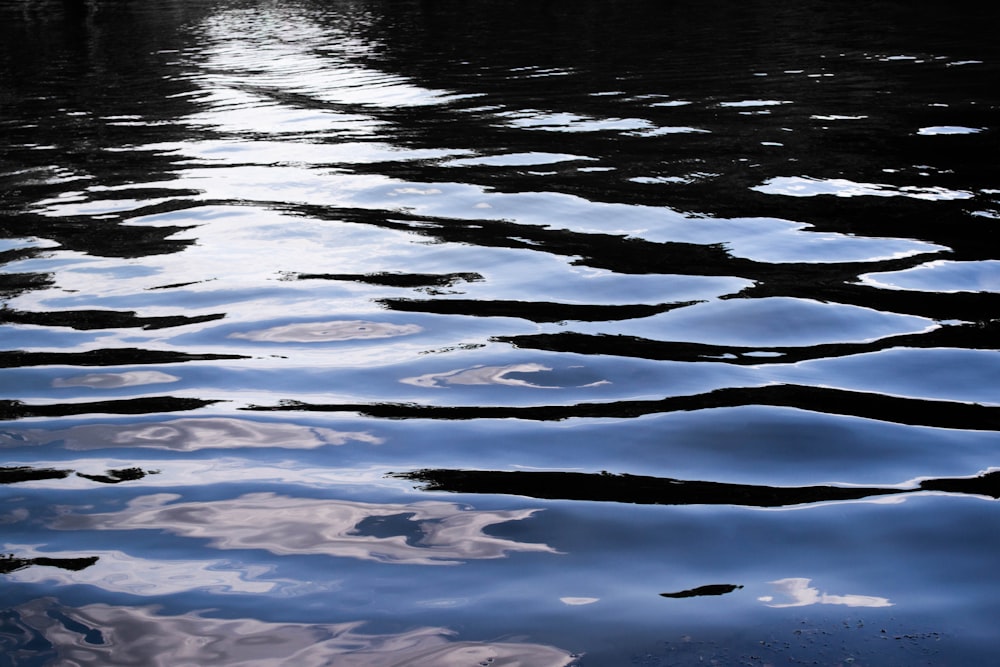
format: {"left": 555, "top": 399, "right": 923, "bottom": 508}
{"left": 759, "top": 577, "right": 893, "bottom": 608}
{"left": 230, "top": 320, "right": 421, "bottom": 342}
{"left": 4, "top": 598, "right": 576, "bottom": 666}
{"left": 52, "top": 371, "right": 180, "bottom": 389}
{"left": 3, "top": 545, "right": 274, "bottom": 595}
{"left": 403, "top": 363, "right": 555, "bottom": 388}
{"left": 560, "top": 597, "right": 599, "bottom": 606}
{"left": 402, "top": 364, "right": 610, "bottom": 389}
{"left": 3, "top": 417, "right": 382, "bottom": 451}
{"left": 55, "top": 493, "right": 557, "bottom": 565}
{"left": 917, "top": 125, "right": 983, "bottom": 135}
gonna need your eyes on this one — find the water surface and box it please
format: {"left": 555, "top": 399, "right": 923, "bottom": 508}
{"left": 2, "top": 1, "right": 999, "bottom": 664}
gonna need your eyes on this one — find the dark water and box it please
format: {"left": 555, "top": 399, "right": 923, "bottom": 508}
{"left": 2, "top": 1, "right": 999, "bottom": 664}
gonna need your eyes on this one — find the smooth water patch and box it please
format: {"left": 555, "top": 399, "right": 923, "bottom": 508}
{"left": 859, "top": 260, "right": 1000, "bottom": 293}
{"left": 585, "top": 297, "right": 938, "bottom": 346}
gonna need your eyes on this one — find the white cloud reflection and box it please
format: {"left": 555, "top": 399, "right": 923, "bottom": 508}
{"left": 560, "top": 597, "right": 599, "bottom": 606}
{"left": 55, "top": 493, "right": 557, "bottom": 565}
{"left": 3, "top": 545, "right": 275, "bottom": 595}
{"left": 403, "top": 363, "right": 556, "bottom": 388}
{"left": 917, "top": 126, "right": 983, "bottom": 135}
{"left": 402, "top": 363, "right": 609, "bottom": 389}
{"left": 1, "top": 417, "right": 381, "bottom": 451}
{"left": 719, "top": 99, "right": 792, "bottom": 107}
{"left": 52, "top": 371, "right": 180, "bottom": 389}
{"left": 230, "top": 320, "right": 421, "bottom": 342}
{"left": 442, "top": 152, "right": 596, "bottom": 167}
{"left": 7, "top": 598, "right": 576, "bottom": 667}
{"left": 759, "top": 577, "right": 893, "bottom": 608}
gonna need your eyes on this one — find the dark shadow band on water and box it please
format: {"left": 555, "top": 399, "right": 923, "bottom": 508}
{"left": 0, "top": 271, "right": 54, "bottom": 298}
{"left": 391, "top": 468, "right": 1000, "bottom": 508}
{"left": 0, "top": 466, "right": 73, "bottom": 484}
{"left": 378, "top": 297, "right": 701, "bottom": 323}
{"left": 293, "top": 272, "right": 484, "bottom": 289}
{"left": 1, "top": 209, "right": 197, "bottom": 259}
{"left": 0, "top": 397, "right": 221, "bottom": 420}
{"left": 660, "top": 584, "right": 743, "bottom": 598}
{"left": 0, "top": 308, "right": 225, "bottom": 331}
{"left": 75, "top": 467, "right": 158, "bottom": 484}
{"left": 0, "top": 554, "right": 99, "bottom": 576}
{"left": 245, "top": 384, "right": 1000, "bottom": 431}
{"left": 497, "top": 319, "right": 1000, "bottom": 366}
{"left": 0, "top": 348, "right": 248, "bottom": 368}
{"left": 730, "top": 281, "right": 1000, "bottom": 323}
{"left": 1, "top": 465, "right": 158, "bottom": 485}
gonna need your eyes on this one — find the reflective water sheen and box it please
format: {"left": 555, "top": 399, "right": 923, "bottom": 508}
{"left": 2, "top": 1, "right": 999, "bottom": 664}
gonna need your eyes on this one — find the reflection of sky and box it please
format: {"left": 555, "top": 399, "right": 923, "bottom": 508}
{"left": 768, "top": 347, "right": 1000, "bottom": 406}
{"left": 196, "top": 4, "right": 475, "bottom": 113}
{"left": 917, "top": 126, "right": 983, "bottom": 135}
{"left": 230, "top": 319, "right": 422, "bottom": 343}
{"left": 403, "top": 363, "right": 556, "bottom": 388}
{"left": 859, "top": 260, "right": 1000, "bottom": 293}
{"left": 402, "top": 363, "right": 609, "bottom": 389}
{"left": 3, "top": 417, "right": 382, "bottom": 451}
{"left": 0, "top": 236, "right": 61, "bottom": 252}
{"left": 52, "top": 371, "right": 180, "bottom": 389}
{"left": 585, "top": 297, "right": 936, "bottom": 347}
{"left": 759, "top": 577, "right": 892, "bottom": 608}
{"left": 628, "top": 126, "right": 710, "bottom": 137}
{"left": 560, "top": 597, "right": 599, "bottom": 606}
{"left": 7, "top": 598, "right": 575, "bottom": 667}
{"left": 497, "top": 109, "right": 654, "bottom": 133}
{"left": 753, "top": 176, "right": 973, "bottom": 201}
{"left": 0, "top": 458, "right": 397, "bottom": 490}
{"left": 442, "top": 152, "right": 596, "bottom": 167}
{"left": 718, "top": 99, "right": 792, "bottom": 107}
{"left": 55, "top": 493, "right": 557, "bottom": 565}
{"left": 151, "top": 139, "right": 469, "bottom": 165}
{"left": 3, "top": 545, "right": 275, "bottom": 595}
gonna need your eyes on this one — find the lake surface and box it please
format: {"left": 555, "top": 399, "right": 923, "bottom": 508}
{"left": 2, "top": 1, "right": 999, "bottom": 664}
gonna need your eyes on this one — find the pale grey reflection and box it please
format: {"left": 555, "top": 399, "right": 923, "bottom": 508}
{"left": 55, "top": 493, "right": 558, "bottom": 565}
{"left": 758, "top": 578, "right": 893, "bottom": 608}
{"left": 6, "top": 598, "right": 576, "bottom": 667}
{"left": 627, "top": 126, "right": 710, "bottom": 137}
{"left": 3, "top": 545, "right": 275, "bottom": 595}
{"left": 718, "top": 99, "right": 793, "bottom": 108}
{"left": 52, "top": 371, "right": 180, "bottom": 389}
{"left": 0, "top": 417, "right": 382, "bottom": 451}
{"left": 442, "top": 152, "right": 598, "bottom": 167}
{"left": 498, "top": 109, "right": 654, "bottom": 133}
{"left": 859, "top": 259, "right": 1000, "bottom": 293}
{"left": 559, "top": 597, "right": 599, "bottom": 606}
{"left": 402, "top": 363, "right": 607, "bottom": 389}
{"left": 752, "top": 176, "right": 973, "bottom": 201}
{"left": 917, "top": 125, "right": 983, "bottom": 135}
{"left": 230, "top": 320, "right": 422, "bottom": 342}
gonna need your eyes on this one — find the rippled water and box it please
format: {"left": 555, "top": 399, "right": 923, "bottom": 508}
{"left": 2, "top": 1, "right": 999, "bottom": 664}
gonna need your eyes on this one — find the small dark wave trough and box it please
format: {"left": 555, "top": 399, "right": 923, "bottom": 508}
{"left": 1, "top": 1, "right": 999, "bottom": 664}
